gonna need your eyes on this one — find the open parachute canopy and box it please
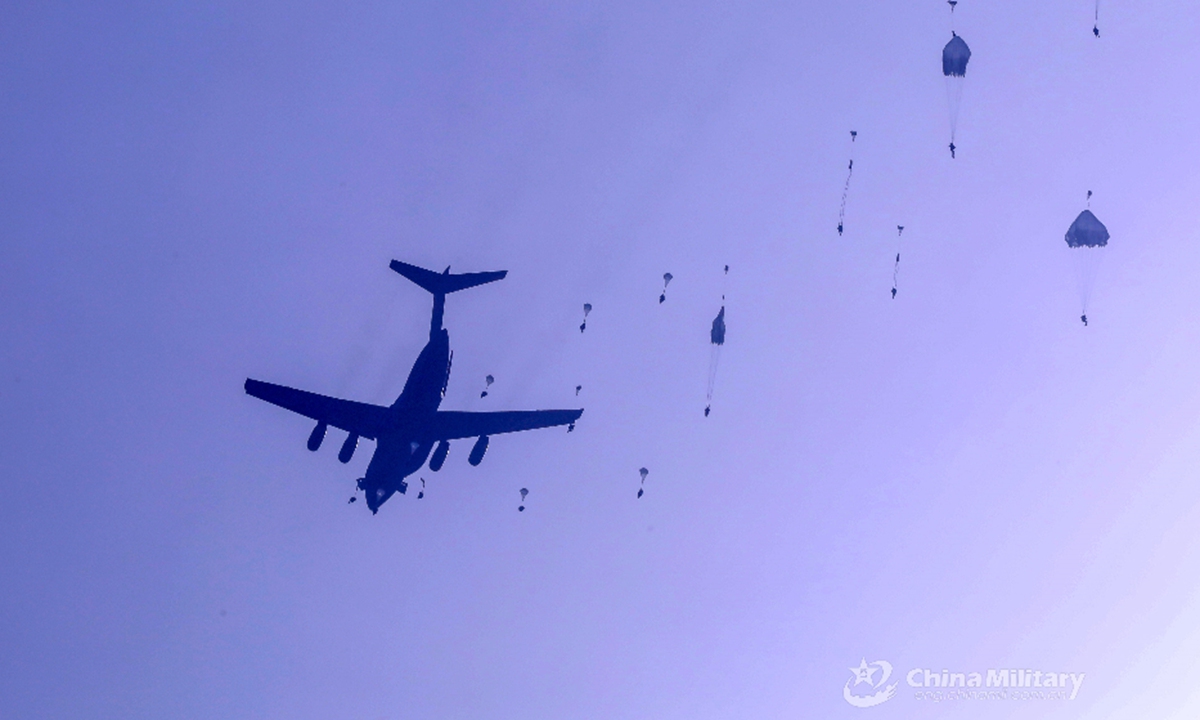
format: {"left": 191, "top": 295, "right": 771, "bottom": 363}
{"left": 942, "top": 34, "right": 971, "bottom": 77}
{"left": 1065, "top": 210, "right": 1109, "bottom": 248}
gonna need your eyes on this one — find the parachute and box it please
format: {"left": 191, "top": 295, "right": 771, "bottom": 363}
{"left": 518, "top": 487, "right": 528, "bottom": 512}
{"left": 660, "top": 273, "right": 673, "bottom": 304}
{"left": 838, "top": 131, "right": 857, "bottom": 236}
{"left": 1065, "top": 193, "right": 1109, "bottom": 324}
{"left": 706, "top": 306, "right": 726, "bottom": 417}
{"left": 580, "top": 303, "right": 592, "bottom": 333}
{"left": 942, "top": 2, "right": 971, "bottom": 158}
{"left": 480, "top": 374, "right": 494, "bottom": 398}
{"left": 704, "top": 266, "right": 729, "bottom": 417}
{"left": 892, "top": 225, "right": 905, "bottom": 299}
{"left": 637, "top": 467, "right": 648, "bottom": 498}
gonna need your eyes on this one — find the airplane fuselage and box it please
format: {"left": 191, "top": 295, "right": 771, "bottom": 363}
{"left": 359, "top": 327, "right": 450, "bottom": 512}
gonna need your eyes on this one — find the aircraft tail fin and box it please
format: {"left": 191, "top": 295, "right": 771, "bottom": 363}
{"left": 389, "top": 260, "right": 507, "bottom": 295}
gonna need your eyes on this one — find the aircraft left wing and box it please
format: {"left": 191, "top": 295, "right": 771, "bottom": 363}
{"left": 245, "top": 379, "right": 390, "bottom": 439}
{"left": 429, "top": 409, "right": 583, "bottom": 440}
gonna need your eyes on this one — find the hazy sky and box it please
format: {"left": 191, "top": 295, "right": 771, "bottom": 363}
{"left": 4, "top": 1, "right": 1200, "bottom": 718}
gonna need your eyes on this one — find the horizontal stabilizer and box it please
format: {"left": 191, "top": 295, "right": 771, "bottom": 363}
{"left": 390, "top": 260, "right": 506, "bottom": 295}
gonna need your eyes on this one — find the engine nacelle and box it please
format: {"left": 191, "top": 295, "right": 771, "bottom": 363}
{"left": 430, "top": 440, "right": 450, "bottom": 472}
{"left": 468, "top": 435, "right": 489, "bottom": 466}
{"left": 307, "top": 421, "right": 327, "bottom": 452}
{"left": 338, "top": 433, "right": 358, "bottom": 464}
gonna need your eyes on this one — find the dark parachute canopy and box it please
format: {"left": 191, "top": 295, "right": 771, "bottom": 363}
{"left": 942, "top": 34, "right": 971, "bottom": 76}
{"left": 1065, "top": 210, "right": 1110, "bottom": 248}
{"left": 710, "top": 306, "right": 726, "bottom": 346}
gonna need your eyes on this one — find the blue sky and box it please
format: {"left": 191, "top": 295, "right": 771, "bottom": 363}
{"left": 4, "top": 1, "right": 1200, "bottom": 718}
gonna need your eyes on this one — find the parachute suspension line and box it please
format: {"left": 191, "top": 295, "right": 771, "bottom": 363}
{"left": 838, "top": 131, "right": 857, "bottom": 237}
{"left": 945, "top": 76, "right": 965, "bottom": 149}
{"left": 892, "top": 225, "right": 904, "bottom": 299}
{"left": 1075, "top": 245, "right": 1104, "bottom": 316}
{"left": 706, "top": 343, "right": 721, "bottom": 409}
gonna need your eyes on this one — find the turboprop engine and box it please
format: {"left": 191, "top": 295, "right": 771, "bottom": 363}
{"left": 430, "top": 440, "right": 450, "bottom": 471}
{"left": 307, "top": 421, "right": 327, "bottom": 451}
{"left": 468, "top": 436, "right": 489, "bottom": 466}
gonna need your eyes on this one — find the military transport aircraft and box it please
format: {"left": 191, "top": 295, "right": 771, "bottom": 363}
{"left": 245, "top": 260, "right": 583, "bottom": 514}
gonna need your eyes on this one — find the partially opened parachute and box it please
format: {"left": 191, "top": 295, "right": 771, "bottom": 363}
{"left": 942, "top": 34, "right": 971, "bottom": 76}
{"left": 838, "top": 130, "right": 857, "bottom": 236}
{"left": 710, "top": 307, "right": 726, "bottom": 346}
{"left": 706, "top": 306, "right": 726, "bottom": 416}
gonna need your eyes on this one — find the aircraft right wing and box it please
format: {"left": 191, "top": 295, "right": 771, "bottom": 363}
{"left": 429, "top": 409, "right": 583, "bottom": 441}
{"left": 245, "top": 379, "right": 390, "bottom": 439}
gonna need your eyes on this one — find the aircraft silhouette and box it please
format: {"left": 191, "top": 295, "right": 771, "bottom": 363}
{"left": 245, "top": 260, "right": 583, "bottom": 514}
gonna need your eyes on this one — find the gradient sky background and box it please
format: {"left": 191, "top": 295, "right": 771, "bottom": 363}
{"left": 4, "top": 1, "right": 1200, "bottom": 718}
